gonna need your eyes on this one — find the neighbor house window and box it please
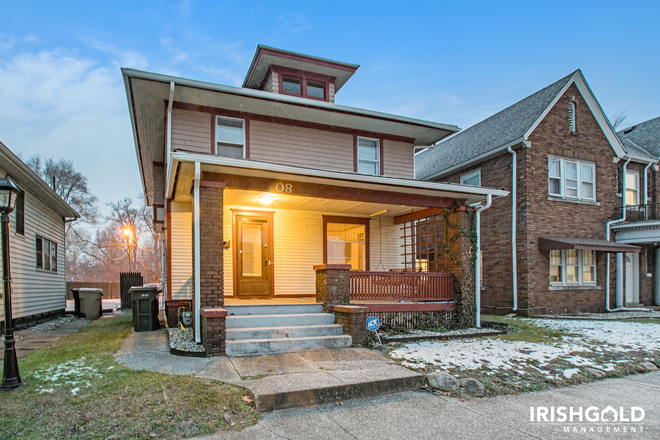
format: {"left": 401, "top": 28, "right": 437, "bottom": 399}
{"left": 548, "top": 157, "right": 595, "bottom": 201}
{"left": 549, "top": 249, "right": 595, "bottom": 285}
{"left": 460, "top": 169, "right": 481, "bottom": 187}
{"left": 36, "top": 235, "right": 57, "bottom": 272}
{"left": 14, "top": 190, "right": 24, "bottom": 235}
{"left": 569, "top": 101, "right": 577, "bottom": 133}
{"left": 215, "top": 115, "right": 245, "bottom": 158}
{"left": 625, "top": 171, "right": 639, "bottom": 206}
{"left": 357, "top": 137, "right": 380, "bottom": 175}
{"left": 323, "top": 216, "right": 369, "bottom": 271}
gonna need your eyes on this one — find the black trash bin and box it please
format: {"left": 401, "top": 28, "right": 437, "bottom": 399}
{"left": 71, "top": 288, "right": 81, "bottom": 317}
{"left": 130, "top": 286, "right": 160, "bottom": 332}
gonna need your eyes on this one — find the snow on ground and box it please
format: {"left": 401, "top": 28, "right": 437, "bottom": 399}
{"left": 390, "top": 319, "right": 660, "bottom": 374}
{"left": 32, "top": 357, "right": 112, "bottom": 395}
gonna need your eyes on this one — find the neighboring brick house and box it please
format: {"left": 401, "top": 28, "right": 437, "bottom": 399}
{"left": 0, "top": 141, "right": 79, "bottom": 328}
{"left": 123, "top": 45, "right": 507, "bottom": 355}
{"left": 416, "top": 70, "right": 655, "bottom": 315}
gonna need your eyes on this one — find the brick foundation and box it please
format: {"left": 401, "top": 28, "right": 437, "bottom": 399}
{"left": 200, "top": 308, "right": 227, "bottom": 357}
{"left": 314, "top": 264, "right": 350, "bottom": 312}
{"left": 332, "top": 305, "right": 368, "bottom": 345}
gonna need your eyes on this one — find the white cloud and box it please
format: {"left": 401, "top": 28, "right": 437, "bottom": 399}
{"left": 270, "top": 13, "right": 312, "bottom": 42}
{"left": 0, "top": 49, "right": 141, "bottom": 216}
{"left": 178, "top": 0, "right": 193, "bottom": 16}
{"left": 159, "top": 37, "right": 190, "bottom": 64}
{"left": 24, "top": 34, "right": 42, "bottom": 43}
{"left": 0, "top": 37, "right": 15, "bottom": 52}
{"left": 82, "top": 37, "right": 149, "bottom": 70}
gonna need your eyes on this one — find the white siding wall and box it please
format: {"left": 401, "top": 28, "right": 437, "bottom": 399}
{"left": 170, "top": 201, "right": 193, "bottom": 300}
{"left": 369, "top": 217, "right": 405, "bottom": 271}
{"left": 0, "top": 171, "right": 67, "bottom": 321}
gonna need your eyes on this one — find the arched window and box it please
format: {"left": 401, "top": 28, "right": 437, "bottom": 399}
{"left": 569, "top": 101, "right": 576, "bottom": 133}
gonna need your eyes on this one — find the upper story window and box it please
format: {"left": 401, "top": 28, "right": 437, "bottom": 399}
{"left": 216, "top": 115, "right": 245, "bottom": 158}
{"left": 548, "top": 156, "right": 595, "bottom": 201}
{"left": 625, "top": 171, "right": 640, "bottom": 206}
{"left": 36, "top": 235, "right": 57, "bottom": 272}
{"left": 569, "top": 101, "right": 577, "bottom": 133}
{"left": 282, "top": 77, "right": 301, "bottom": 94}
{"left": 306, "top": 81, "right": 325, "bottom": 99}
{"left": 275, "top": 66, "right": 329, "bottom": 101}
{"left": 357, "top": 137, "right": 380, "bottom": 175}
{"left": 460, "top": 169, "right": 481, "bottom": 187}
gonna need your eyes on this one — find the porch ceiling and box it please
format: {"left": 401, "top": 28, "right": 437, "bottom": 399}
{"left": 223, "top": 188, "right": 425, "bottom": 217}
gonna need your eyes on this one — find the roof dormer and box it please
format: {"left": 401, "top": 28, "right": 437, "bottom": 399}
{"left": 242, "top": 45, "right": 359, "bottom": 103}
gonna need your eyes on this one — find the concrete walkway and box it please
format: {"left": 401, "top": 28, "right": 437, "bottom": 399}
{"left": 198, "top": 372, "right": 660, "bottom": 440}
{"left": 114, "top": 329, "right": 422, "bottom": 411}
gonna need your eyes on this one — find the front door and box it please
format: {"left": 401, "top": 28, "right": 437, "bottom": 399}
{"left": 236, "top": 214, "right": 272, "bottom": 297}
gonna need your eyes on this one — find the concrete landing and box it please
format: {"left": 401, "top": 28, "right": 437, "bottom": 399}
{"left": 114, "top": 330, "right": 423, "bottom": 411}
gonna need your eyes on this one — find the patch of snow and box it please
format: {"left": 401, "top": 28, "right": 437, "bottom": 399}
{"left": 563, "top": 368, "right": 580, "bottom": 379}
{"left": 71, "top": 388, "right": 80, "bottom": 395}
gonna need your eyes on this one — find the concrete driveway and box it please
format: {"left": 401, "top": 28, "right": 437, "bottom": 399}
{"left": 200, "top": 371, "right": 660, "bottom": 440}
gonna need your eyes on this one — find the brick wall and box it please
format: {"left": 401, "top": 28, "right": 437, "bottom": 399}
{"left": 201, "top": 308, "right": 227, "bottom": 357}
{"left": 314, "top": 265, "right": 350, "bottom": 312}
{"left": 332, "top": 305, "right": 368, "bottom": 345}
{"left": 198, "top": 186, "right": 225, "bottom": 308}
{"left": 441, "top": 83, "right": 625, "bottom": 314}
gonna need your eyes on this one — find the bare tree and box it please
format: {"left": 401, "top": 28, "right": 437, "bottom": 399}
{"left": 610, "top": 110, "right": 631, "bottom": 131}
{"left": 27, "top": 155, "right": 99, "bottom": 223}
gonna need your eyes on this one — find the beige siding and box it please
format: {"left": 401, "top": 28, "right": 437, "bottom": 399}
{"left": 383, "top": 139, "right": 414, "bottom": 179}
{"left": 369, "top": 217, "right": 404, "bottom": 271}
{"left": 170, "top": 201, "right": 192, "bottom": 300}
{"left": 328, "top": 81, "right": 335, "bottom": 104}
{"left": 249, "top": 120, "right": 354, "bottom": 171}
{"left": 171, "top": 108, "right": 212, "bottom": 154}
{"left": 264, "top": 71, "right": 279, "bottom": 93}
{"left": 0, "top": 170, "right": 67, "bottom": 320}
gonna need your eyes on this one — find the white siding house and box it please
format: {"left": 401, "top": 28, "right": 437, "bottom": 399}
{"left": 0, "top": 141, "right": 79, "bottom": 323}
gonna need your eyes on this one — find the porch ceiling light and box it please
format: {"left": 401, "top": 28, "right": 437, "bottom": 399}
{"left": 260, "top": 194, "right": 274, "bottom": 205}
{"left": 369, "top": 209, "right": 389, "bottom": 217}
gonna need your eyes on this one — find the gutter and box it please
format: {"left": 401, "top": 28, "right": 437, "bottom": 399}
{"left": 165, "top": 81, "right": 175, "bottom": 202}
{"left": 606, "top": 157, "right": 630, "bottom": 312}
{"left": 475, "top": 194, "right": 492, "bottom": 328}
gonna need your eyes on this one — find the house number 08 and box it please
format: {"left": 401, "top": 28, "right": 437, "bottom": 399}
{"left": 275, "top": 183, "right": 293, "bottom": 193}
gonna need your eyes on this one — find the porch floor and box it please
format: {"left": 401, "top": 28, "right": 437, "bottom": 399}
{"left": 224, "top": 296, "right": 316, "bottom": 305}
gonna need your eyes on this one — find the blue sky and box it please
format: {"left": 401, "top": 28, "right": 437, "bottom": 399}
{"left": 0, "top": 1, "right": 658, "bottom": 221}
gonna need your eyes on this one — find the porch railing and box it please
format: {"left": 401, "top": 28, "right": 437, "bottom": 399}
{"left": 349, "top": 271, "right": 453, "bottom": 302}
{"left": 613, "top": 203, "right": 660, "bottom": 222}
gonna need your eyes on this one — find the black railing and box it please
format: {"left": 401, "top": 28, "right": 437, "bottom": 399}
{"left": 613, "top": 203, "right": 660, "bottom": 222}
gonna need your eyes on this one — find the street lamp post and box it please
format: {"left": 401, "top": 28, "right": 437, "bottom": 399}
{"left": 123, "top": 227, "right": 133, "bottom": 273}
{"left": 0, "top": 178, "right": 22, "bottom": 390}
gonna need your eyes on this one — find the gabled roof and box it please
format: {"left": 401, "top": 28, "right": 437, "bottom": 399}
{"left": 416, "top": 70, "right": 627, "bottom": 180}
{"left": 0, "top": 141, "right": 79, "bottom": 219}
{"left": 618, "top": 116, "right": 660, "bottom": 158}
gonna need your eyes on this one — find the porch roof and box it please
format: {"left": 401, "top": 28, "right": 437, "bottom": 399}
{"left": 538, "top": 236, "right": 641, "bottom": 253}
{"left": 169, "top": 151, "right": 509, "bottom": 206}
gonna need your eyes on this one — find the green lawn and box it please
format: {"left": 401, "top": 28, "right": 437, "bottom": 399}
{"left": 0, "top": 314, "right": 257, "bottom": 439}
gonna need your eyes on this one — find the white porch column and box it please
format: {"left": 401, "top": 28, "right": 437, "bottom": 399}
{"left": 193, "top": 161, "right": 201, "bottom": 343}
{"left": 616, "top": 253, "right": 624, "bottom": 308}
{"left": 633, "top": 253, "right": 640, "bottom": 303}
{"left": 655, "top": 248, "right": 660, "bottom": 305}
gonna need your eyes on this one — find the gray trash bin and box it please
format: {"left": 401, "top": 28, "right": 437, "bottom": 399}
{"left": 78, "top": 288, "right": 103, "bottom": 319}
{"left": 130, "top": 286, "right": 160, "bottom": 332}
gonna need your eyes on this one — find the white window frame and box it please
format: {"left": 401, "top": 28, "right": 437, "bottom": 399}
{"left": 215, "top": 115, "right": 246, "bottom": 158}
{"left": 36, "top": 235, "right": 58, "bottom": 273}
{"left": 357, "top": 136, "right": 380, "bottom": 176}
{"left": 548, "top": 156, "right": 596, "bottom": 201}
{"left": 460, "top": 169, "right": 481, "bottom": 187}
{"left": 549, "top": 249, "right": 596, "bottom": 286}
{"left": 625, "top": 171, "right": 640, "bottom": 206}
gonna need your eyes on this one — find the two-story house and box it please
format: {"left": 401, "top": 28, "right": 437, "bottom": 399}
{"left": 123, "top": 45, "right": 507, "bottom": 356}
{"left": 0, "top": 141, "right": 79, "bottom": 328}
{"left": 416, "top": 69, "right": 650, "bottom": 315}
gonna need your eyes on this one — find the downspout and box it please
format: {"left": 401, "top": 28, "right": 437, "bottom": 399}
{"left": 165, "top": 81, "right": 175, "bottom": 201}
{"left": 606, "top": 157, "right": 630, "bottom": 311}
{"left": 193, "top": 161, "right": 201, "bottom": 343}
{"left": 475, "top": 194, "right": 492, "bottom": 328}
{"left": 507, "top": 146, "right": 518, "bottom": 311}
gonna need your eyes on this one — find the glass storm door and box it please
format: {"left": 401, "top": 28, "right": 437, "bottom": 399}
{"left": 236, "top": 216, "right": 272, "bottom": 297}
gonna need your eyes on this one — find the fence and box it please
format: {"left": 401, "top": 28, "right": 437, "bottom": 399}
{"left": 120, "top": 272, "right": 143, "bottom": 309}
{"left": 66, "top": 282, "right": 120, "bottom": 300}
{"left": 349, "top": 271, "right": 453, "bottom": 302}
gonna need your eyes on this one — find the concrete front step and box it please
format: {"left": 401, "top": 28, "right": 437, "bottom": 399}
{"left": 225, "top": 334, "right": 352, "bottom": 356}
{"left": 226, "top": 324, "right": 344, "bottom": 340}
{"left": 226, "top": 313, "right": 335, "bottom": 329}
{"left": 224, "top": 303, "right": 324, "bottom": 316}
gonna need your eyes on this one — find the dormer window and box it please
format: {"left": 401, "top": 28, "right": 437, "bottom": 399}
{"left": 282, "top": 77, "right": 301, "bottom": 95}
{"left": 569, "top": 101, "right": 576, "bottom": 133}
{"left": 307, "top": 81, "right": 325, "bottom": 99}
